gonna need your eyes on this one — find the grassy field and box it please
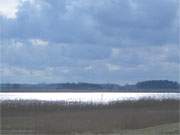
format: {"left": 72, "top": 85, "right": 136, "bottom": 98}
{"left": 0, "top": 99, "right": 180, "bottom": 135}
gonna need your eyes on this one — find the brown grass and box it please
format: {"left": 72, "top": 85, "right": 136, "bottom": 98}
{"left": 1, "top": 99, "right": 180, "bottom": 134}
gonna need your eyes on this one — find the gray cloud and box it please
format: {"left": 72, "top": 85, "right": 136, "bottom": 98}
{"left": 1, "top": 0, "right": 178, "bottom": 45}
{"left": 0, "top": 0, "right": 179, "bottom": 83}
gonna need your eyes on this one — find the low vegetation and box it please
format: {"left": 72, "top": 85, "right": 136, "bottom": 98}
{"left": 1, "top": 99, "right": 180, "bottom": 134}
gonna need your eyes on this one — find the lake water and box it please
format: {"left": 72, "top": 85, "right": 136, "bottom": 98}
{"left": 0, "top": 92, "right": 179, "bottom": 103}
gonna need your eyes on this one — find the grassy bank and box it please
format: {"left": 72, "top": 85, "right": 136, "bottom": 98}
{"left": 1, "top": 99, "right": 180, "bottom": 134}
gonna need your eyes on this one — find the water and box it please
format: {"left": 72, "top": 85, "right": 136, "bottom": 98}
{"left": 0, "top": 92, "right": 179, "bottom": 103}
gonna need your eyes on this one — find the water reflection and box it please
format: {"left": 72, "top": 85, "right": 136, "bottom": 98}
{"left": 0, "top": 92, "right": 179, "bottom": 103}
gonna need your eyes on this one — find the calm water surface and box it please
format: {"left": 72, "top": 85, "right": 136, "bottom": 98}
{"left": 0, "top": 92, "right": 179, "bottom": 103}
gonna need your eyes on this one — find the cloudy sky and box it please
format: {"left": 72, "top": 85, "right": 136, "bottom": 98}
{"left": 0, "top": 0, "right": 179, "bottom": 84}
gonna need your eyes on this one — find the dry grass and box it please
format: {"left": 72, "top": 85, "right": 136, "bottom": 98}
{"left": 0, "top": 99, "right": 180, "bottom": 134}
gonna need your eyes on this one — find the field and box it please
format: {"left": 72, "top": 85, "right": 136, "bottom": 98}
{"left": 0, "top": 99, "right": 180, "bottom": 135}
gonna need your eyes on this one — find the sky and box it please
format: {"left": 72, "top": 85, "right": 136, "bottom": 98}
{"left": 0, "top": 0, "right": 179, "bottom": 84}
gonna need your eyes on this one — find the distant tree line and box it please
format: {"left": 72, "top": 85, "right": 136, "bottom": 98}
{"left": 0, "top": 80, "right": 179, "bottom": 92}
{"left": 136, "top": 80, "right": 179, "bottom": 89}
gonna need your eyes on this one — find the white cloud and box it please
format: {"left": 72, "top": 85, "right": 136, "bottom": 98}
{"left": 106, "top": 63, "right": 120, "bottom": 71}
{"left": 0, "top": 66, "right": 30, "bottom": 76}
{"left": 30, "top": 39, "right": 49, "bottom": 47}
{"left": 13, "top": 41, "right": 24, "bottom": 48}
{"left": 84, "top": 66, "right": 93, "bottom": 70}
{"left": 0, "top": 0, "right": 20, "bottom": 19}
{"left": 0, "top": 66, "right": 54, "bottom": 77}
{"left": 111, "top": 48, "right": 120, "bottom": 58}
